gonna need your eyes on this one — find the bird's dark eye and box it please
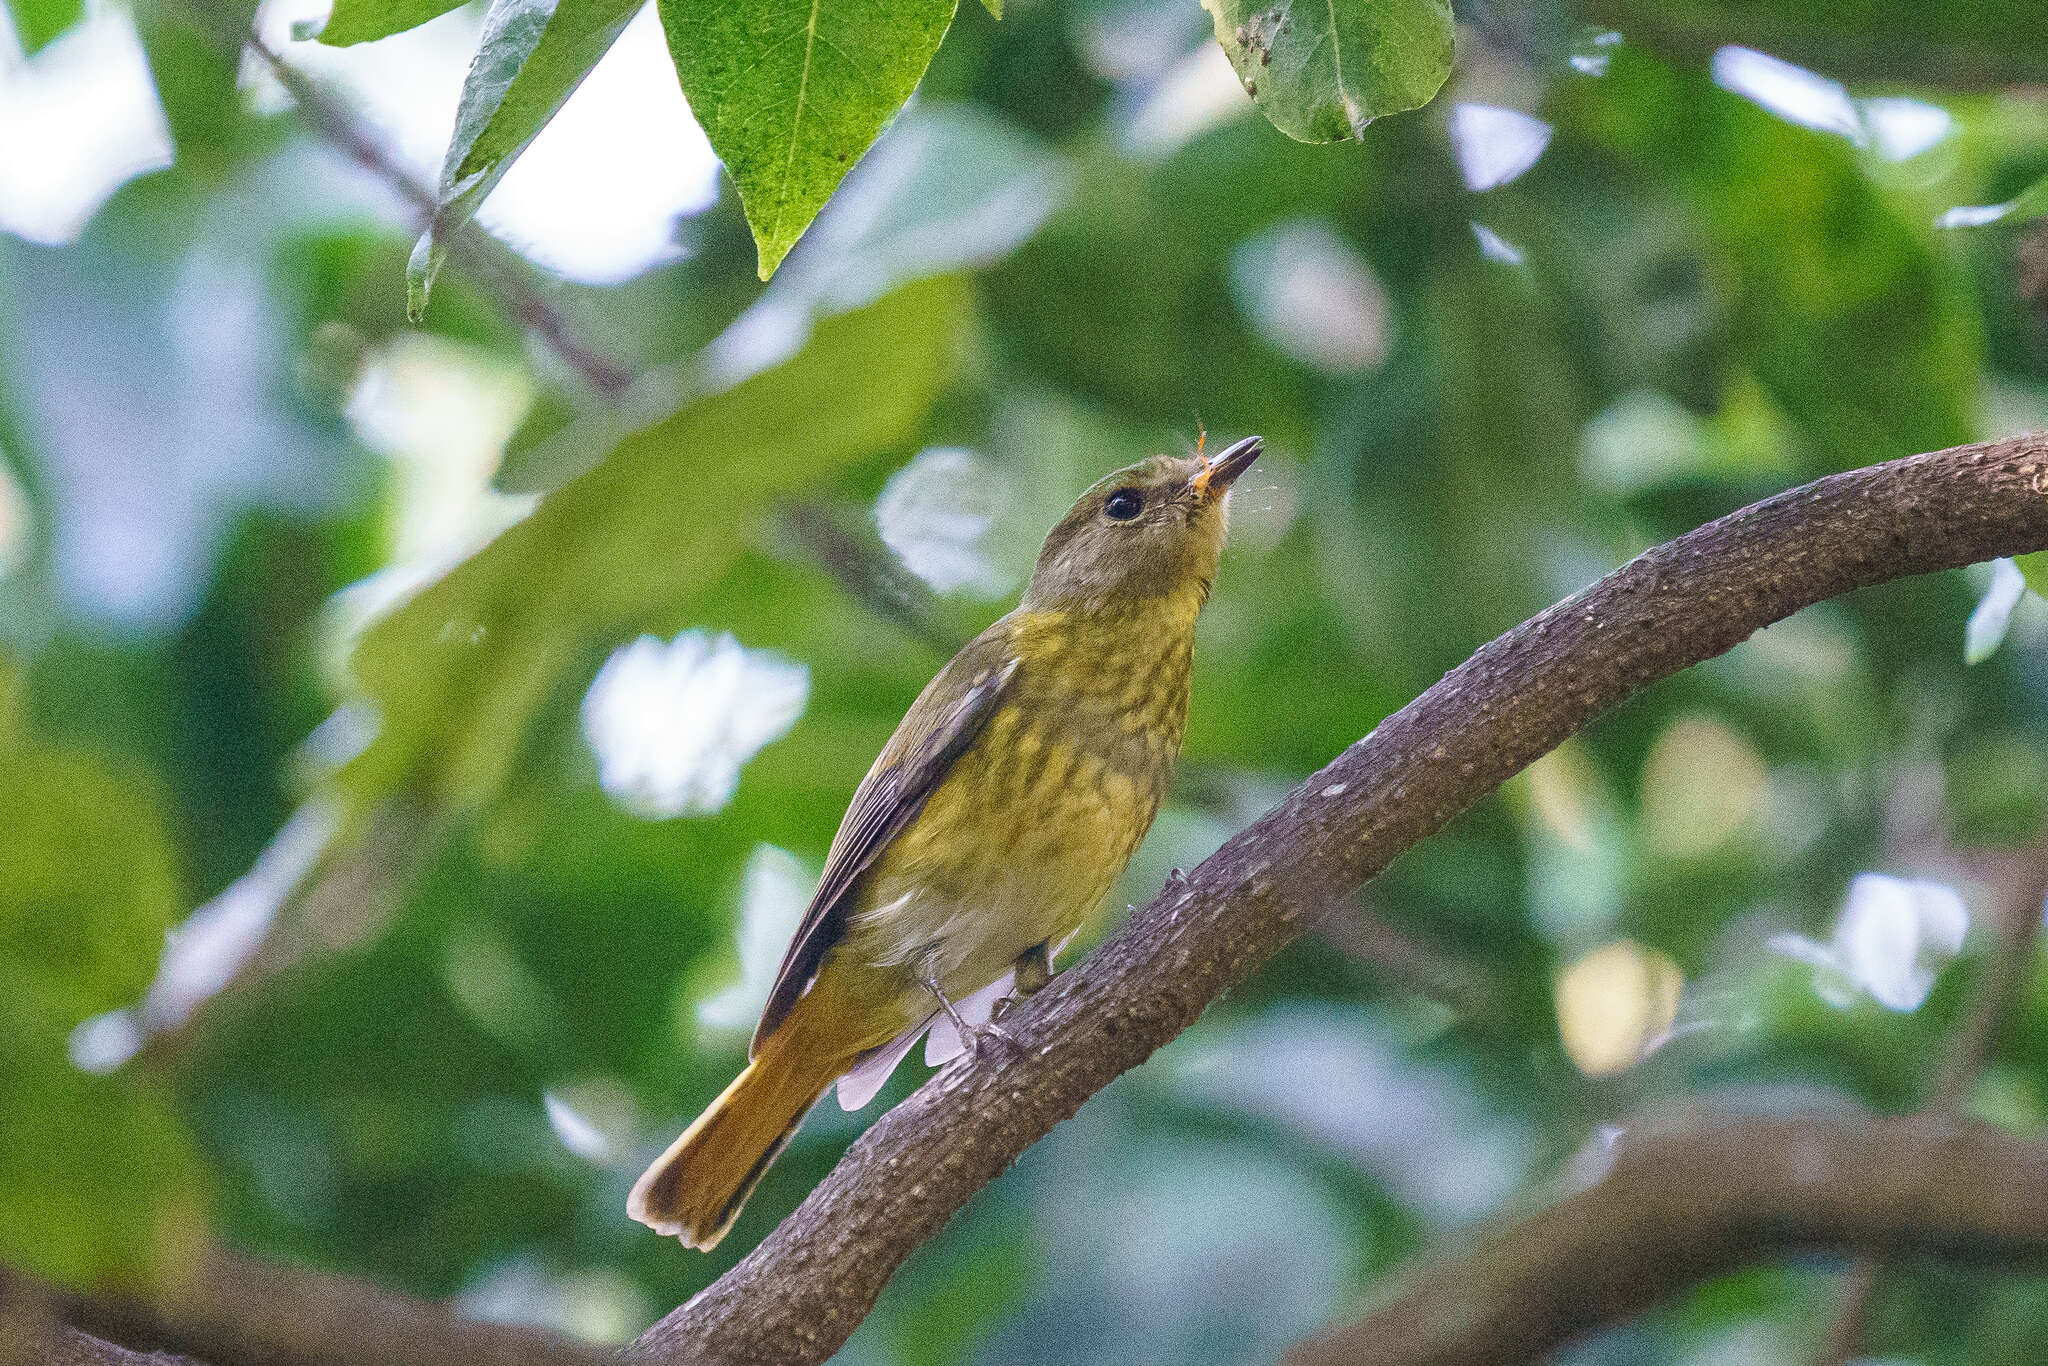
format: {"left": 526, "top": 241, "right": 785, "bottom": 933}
{"left": 1104, "top": 488, "right": 1145, "bottom": 521}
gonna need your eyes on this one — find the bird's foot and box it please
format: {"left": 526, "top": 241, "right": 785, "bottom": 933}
{"left": 964, "top": 1018, "right": 1026, "bottom": 1062}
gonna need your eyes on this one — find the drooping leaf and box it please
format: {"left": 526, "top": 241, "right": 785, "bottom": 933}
{"left": 338, "top": 274, "right": 968, "bottom": 812}
{"left": 1200, "top": 0, "right": 1455, "bottom": 143}
{"left": 655, "top": 0, "right": 960, "bottom": 280}
{"left": 315, "top": 0, "right": 469, "bottom": 45}
{"left": 407, "top": 0, "right": 644, "bottom": 319}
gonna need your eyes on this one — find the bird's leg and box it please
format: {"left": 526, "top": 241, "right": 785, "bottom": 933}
{"left": 917, "top": 958, "right": 1022, "bottom": 1062}
{"left": 991, "top": 940, "right": 1056, "bottom": 1024}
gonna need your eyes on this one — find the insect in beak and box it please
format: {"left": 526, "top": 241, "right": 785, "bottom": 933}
{"left": 1189, "top": 435, "right": 1263, "bottom": 500}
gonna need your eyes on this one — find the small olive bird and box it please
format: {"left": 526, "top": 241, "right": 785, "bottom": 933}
{"left": 628, "top": 435, "right": 1263, "bottom": 1249}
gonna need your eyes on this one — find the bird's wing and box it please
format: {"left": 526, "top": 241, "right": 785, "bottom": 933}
{"left": 751, "top": 638, "right": 1020, "bottom": 1056}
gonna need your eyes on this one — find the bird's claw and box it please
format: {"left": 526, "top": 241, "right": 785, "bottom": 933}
{"left": 965, "top": 1018, "right": 1025, "bottom": 1061}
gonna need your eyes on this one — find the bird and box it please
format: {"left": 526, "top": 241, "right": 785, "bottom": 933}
{"left": 628, "top": 434, "right": 1263, "bottom": 1249}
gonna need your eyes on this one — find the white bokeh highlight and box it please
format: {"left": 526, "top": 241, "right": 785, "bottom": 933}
{"left": 1711, "top": 46, "right": 1863, "bottom": 143}
{"left": 0, "top": 12, "right": 173, "bottom": 246}
{"left": 1771, "top": 873, "right": 1970, "bottom": 1012}
{"left": 249, "top": 0, "right": 716, "bottom": 286}
{"left": 696, "top": 844, "right": 812, "bottom": 1031}
{"left": 875, "top": 447, "right": 1017, "bottom": 597}
{"left": 1230, "top": 217, "right": 1393, "bottom": 374}
{"left": 1965, "top": 557, "right": 2028, "bottom": 665}
{"left": 581, "top": 631, "right": 809, "bottom": 819}
{"left": 1449, "top": 104, "right": 1553, "bottom": 192}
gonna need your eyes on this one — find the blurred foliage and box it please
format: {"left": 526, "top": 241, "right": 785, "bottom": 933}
{"left": 4, "top": 0, "right": 2048, "bottom": 1362}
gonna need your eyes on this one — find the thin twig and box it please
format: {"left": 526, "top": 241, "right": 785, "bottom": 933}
{"left": 242, "top": 35, "right": 634, "bottom": 399}
{"left": 629, "top": 432, "right": 2048, "bottom": 1366}
{"left": 774, "top": 501, "right": 965, "bottom": 654}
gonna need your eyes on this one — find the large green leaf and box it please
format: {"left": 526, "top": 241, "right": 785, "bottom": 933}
{"left": 315, "top": 0, "right": 469, "bottom": 45}
{"left": 0, "top": 1042, "right": 208, "bottom": 1288}
{"left": 1200, "top": 0, "right": 1455, "bottom": 143}
{"left": 656, "top": 0, "right": 960, "bottom": 280}
{"left": 338, "top": 273, "right": 968, "bottom": 811}
{"left": 407, "top": 0, "right": 644, "bottom": 319}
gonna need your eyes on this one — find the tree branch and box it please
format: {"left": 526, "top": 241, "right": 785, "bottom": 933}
{"left": 629, "top": 432, "right": 2048, "bottom": 1365}
{"left": 55, "top": 1244, "right": 614, "bottom": 1366}
{"left": 1, "top": 1274, "right": 203, "bottom": 1366}
{"left": 1280, "top": 1109, "right": 2048, "bottom": 1366}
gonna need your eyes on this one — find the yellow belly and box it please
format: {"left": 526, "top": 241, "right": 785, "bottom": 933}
{"left": 833, "top": 708, "right": 1160, "bottom": 1029}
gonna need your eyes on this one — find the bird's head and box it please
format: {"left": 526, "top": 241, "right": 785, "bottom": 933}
{"left": 1022, "top": 435, "right": 1261, "bottom": 615}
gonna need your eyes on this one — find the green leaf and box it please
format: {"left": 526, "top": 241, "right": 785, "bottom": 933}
{"left": 656, "top": 0, "right": 961, "bottom": 280}
{"left": 408, "top": 0, "right": 643, "bottom": 318}
{"left": 338, "top": 274, "right": 968, "bottom": 811}
{"left": 7, "top": 0, "right": 84, "bottom": 54}
{"left": 316, "top": 0, "right": 469, "bottom": 45}
{"left": 1201, "top": 0, "right": 1455, "bottom": 142}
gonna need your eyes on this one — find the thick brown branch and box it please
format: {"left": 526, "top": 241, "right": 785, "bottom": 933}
{"left": 630, "top": 433, "right": 2048, "bottom": 1365}
{"left": 1280, "top": 1109, "right": 2048, "bottom": 1366}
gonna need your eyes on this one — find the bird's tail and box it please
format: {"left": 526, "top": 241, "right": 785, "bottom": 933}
{"left": 627, "top": 1017, "right": 846, "bottom": 1250}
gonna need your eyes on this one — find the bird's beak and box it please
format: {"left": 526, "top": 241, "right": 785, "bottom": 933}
{"left": 1189, "top": 435, "right": 1263, "bottom": 501}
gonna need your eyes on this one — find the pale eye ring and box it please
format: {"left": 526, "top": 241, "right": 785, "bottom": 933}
{"left": 1104, "top": 488, "right": 1145, "bottom": 521}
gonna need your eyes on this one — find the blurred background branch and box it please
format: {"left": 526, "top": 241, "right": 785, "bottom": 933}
{"left": 1573, "top": 0, "right": 2048, "bottom": 89}
{"left": 1282, "top": 1109, "right": 2048, "bottom": 1366}
{"left": 49, "top": 1244, "right": 614, "bottom": 1366}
